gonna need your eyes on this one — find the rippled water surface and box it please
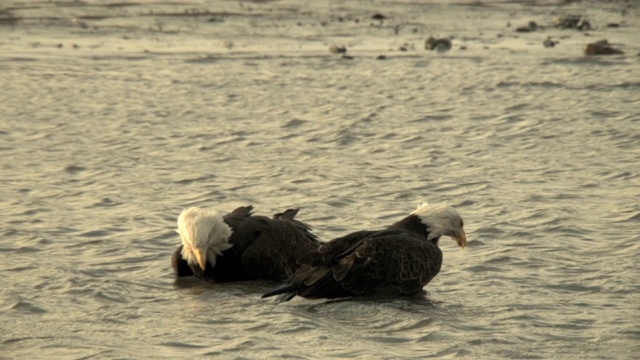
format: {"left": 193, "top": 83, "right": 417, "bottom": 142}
{"left": 1, "top": 0, "right": 639, "bottom": 358}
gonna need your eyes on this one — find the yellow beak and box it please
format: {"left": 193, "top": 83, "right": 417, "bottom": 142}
{"left": 194, "top": 248, "right": 207, "bottom": 270}
{"left": 453, "top": 229, "right": 467, "bottom": 249}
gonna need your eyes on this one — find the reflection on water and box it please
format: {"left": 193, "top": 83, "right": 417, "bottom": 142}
{"left": 1, "top": 0, "right": 639, "bottom": 359}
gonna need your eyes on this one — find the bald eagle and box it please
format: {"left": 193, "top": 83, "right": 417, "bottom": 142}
{"left": 262, "top": 202, "right": 466, "bottom": 301}
{"left": 171, "top": 206, "right": 321, "bottom": 282}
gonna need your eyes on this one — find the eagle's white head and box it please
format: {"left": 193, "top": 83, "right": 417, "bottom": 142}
{"left": 411, "top": 202, "right": 467, "bottom": 248}
{"left": 176, "top": 207, "right": 234, "bottom": 270}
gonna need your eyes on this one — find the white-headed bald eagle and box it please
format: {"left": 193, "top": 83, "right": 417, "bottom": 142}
{"left": 171, "top": 206, "right": 321, "bottom": 282}
{"left": 262, "top": 202, "right": 466, "bottom": 301}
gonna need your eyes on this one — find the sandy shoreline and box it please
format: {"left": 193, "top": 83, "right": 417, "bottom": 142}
{"left": 1, "top": 0, "right": 638, "bottom": 60}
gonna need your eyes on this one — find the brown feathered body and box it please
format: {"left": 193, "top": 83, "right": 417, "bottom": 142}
{"left": 262, "top": 202, "right": 466, "bottom": 301}
{"left": 172, "top": 206, "right": 321, "bottom": 282}
{"left": 264, "top": 216, "right": 445, "bottom": 301}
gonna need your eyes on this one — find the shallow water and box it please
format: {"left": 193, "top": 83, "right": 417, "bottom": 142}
{"left": 1, "top": 0, "right": 639, "bottom": 358}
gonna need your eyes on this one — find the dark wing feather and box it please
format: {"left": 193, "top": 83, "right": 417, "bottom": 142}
{"left": 273, "top": 208, "right": 299, "bottom": 221}
{"left": 299, "top": 230, "right": 377, "bottom": 266}
{"left": 267, "top": 232, "right": 442, "bottom": 300}
{"left": 353, "top": 235, "right": 442, "bottom": 295}
{"left": 273, "top": 208, "right": 321, "bottom": 245}
{"left": 238, "top": 215, "right": 322, "bottom": 280}
{"left": 223, "top": 205, "right": 254, "bottom": 225}
{"left": 263, "top": 229, "right": 383, "bottom": 299}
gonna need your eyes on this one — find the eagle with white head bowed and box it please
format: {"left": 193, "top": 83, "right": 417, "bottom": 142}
{"left": 262, "top": 202, "right": 467, "bottom": 301}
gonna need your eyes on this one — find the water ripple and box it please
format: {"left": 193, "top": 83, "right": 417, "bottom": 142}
{"left": 1, "top": 0, "right": 638, "bottom": 359}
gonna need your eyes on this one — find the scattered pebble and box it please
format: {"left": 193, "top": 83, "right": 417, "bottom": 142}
{"left": 584, "top": 39, "right": 624, "bottom": 55}
{"left": 516, "top": 21, "right": 538, "bottom": 32}
{"left": 329, "top": 44, "right": 346, "bottom": 54}
{"left": 543, "top": 36, "right": 559, "bottom": 48}
{"left": 72, "top": 18, "right": 89, "bottom": 29}
{"left": 222, "top": 40, "right": 234, "bottom": 50}
{"left": 425, "top": 36, "right": 452, "bottom": 53}
{"left": 553, "top": 15, "right": 591, "bottom": 31}
{"left": 398, "top": 43, "right": 414, "bottom": 52}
